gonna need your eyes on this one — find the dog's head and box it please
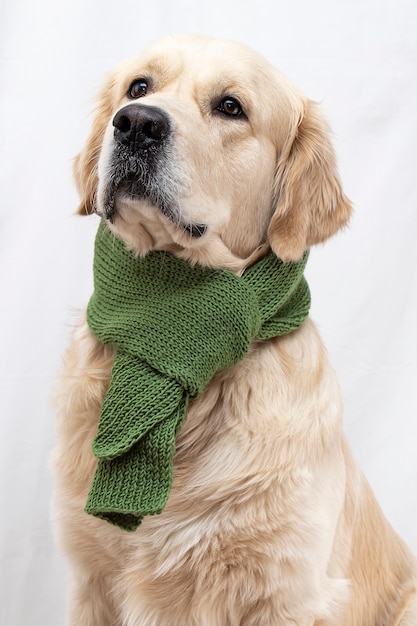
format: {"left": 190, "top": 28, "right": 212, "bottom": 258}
{"left": 75, "top": 34, "right": 352, "bottom": 270}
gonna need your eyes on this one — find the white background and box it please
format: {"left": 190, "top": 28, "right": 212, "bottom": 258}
{"left": 1, "top": 0, "right": 416, "bottom": 624}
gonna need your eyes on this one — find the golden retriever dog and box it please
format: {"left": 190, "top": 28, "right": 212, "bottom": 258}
{"left": 51, "top": 33, "right": 417, "bottom": 625}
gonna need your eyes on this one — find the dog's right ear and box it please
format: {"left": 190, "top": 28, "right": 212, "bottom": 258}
{"left": 73, "top": 75, "right": 116, "bottom": 215}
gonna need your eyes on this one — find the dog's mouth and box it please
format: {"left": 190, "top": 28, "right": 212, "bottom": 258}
{"left": 100, "top": 149, "right": 207, "bottom": 239}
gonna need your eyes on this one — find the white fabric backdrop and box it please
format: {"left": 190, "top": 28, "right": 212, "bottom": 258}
{"left": 1, "top": 0, "right": 416, "bottom": 624}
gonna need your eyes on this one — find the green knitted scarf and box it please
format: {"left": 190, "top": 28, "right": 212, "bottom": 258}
{"left": 85, "top": 221, "right": 310, "bottom": 531}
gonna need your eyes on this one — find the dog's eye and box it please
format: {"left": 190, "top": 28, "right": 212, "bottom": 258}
{"left": 128, "top": 79, "right": 149, "bottom": 99}
{"left": 216, "top": 97, "right": 244, "bottom": 118}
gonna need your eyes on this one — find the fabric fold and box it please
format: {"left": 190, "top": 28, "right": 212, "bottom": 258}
{"left": 91, "top": 354, "right": 185, "bottom": 459}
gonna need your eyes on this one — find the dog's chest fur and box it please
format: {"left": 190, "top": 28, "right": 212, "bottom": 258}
{"left": 53, "top": 317, "right": 354, "bottom": 624}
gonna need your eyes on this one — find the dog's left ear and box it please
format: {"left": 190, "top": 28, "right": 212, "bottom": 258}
{"left": 268, "top": 100, "right": 353, "bottom": 261}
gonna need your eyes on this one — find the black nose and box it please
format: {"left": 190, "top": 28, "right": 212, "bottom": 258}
{"left": 113, "top": 104, "right": 170, "bottom": 151}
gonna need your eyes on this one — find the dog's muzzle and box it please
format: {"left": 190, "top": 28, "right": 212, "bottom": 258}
{"left": 101, "top": 103, "right": 207, "bottom": 238}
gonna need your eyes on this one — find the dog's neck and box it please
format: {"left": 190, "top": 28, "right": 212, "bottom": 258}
{"left": 105, "top": 198, "right": 270, "bottom": 274}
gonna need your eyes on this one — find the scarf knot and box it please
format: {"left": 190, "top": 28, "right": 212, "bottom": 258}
{"left": 85, "top": 221, "right": 310, "bottom": 531}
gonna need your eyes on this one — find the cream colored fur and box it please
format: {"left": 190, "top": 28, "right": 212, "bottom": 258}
{"left": 51, "top": 34, "right": 417, "bottom": 625}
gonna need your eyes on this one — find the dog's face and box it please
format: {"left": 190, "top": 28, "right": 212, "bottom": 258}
{"left": 75, "top": 34, "right": 352, "bottom": 269}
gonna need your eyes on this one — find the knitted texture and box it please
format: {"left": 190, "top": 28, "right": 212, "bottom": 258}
{"left": 85, "top": 220, "right": 311, "bottom": 531}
